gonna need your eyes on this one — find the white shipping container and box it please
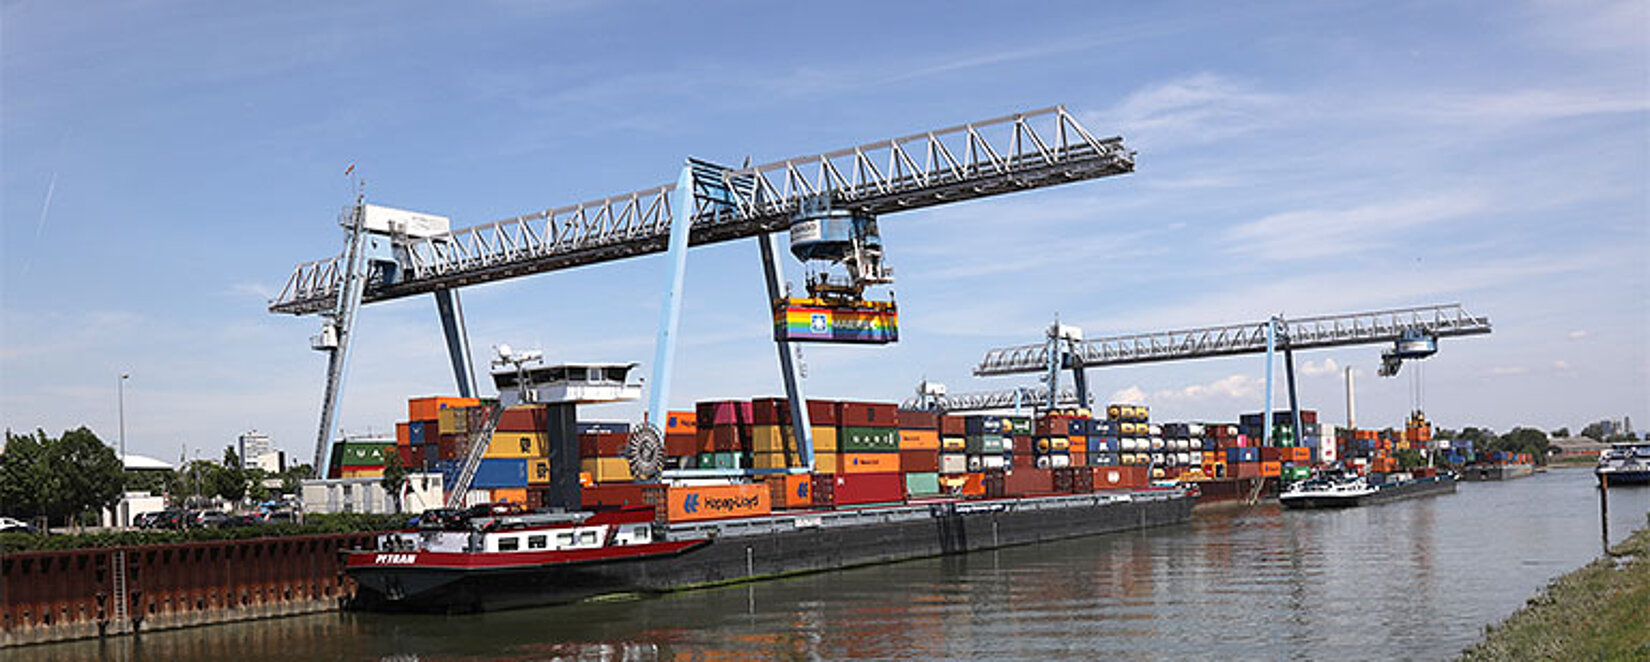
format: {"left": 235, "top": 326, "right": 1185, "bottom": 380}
{"left": 363, "top": 204, "right": 452, "bottom": 238}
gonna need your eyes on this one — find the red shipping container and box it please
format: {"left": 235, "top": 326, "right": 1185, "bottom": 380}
{"left": 829, "top": 472, "right": 905, "bottom": 506}
{"left": 838, "top": 402, "right": 899, "bottom": 428}
{"left": 807, "top": 399, "right": 841, "bottom": 426}
{"left": 1011, "top": 453, "right": 1036, "bottom": 469}
{"left": 395, "top": 446, "right": 414, "bottom": 467}
{"left": 1035, "top": 417, "right": 1070, "bottom": 436}
{"left": 1234, "top": 462, "right": 1261, "bottom": 479}
{"left": 896, "top": 409, "right": 940, "bottom": 430}
{"left": 498, "top": 406, "right": 548, "bottom": 433}
{"left": 581, "top": 483, "right": 651, "bottom": 509}
{"left": 751, "top": 397, "right": 791, "bottom": 426}
{"left": 1003, "top": 468, "right": 1054, "bottom": 495}
{"left": 694, "top": 424, "right": 746, "bottom": 452}
{"left": 1091, "top": 466, "right": 1149, "bottom": 490}
{"left": 1012, "top": 436, "right": 1036, "bottom": 454}
{"left": 940, "top": 414, "right": 966, "bottom": 436}
{"left": 898, "top": 449, "right": 940, "bottom": 473}
{"left": 696, "top": 400, "right": 752, "bottom": 426}
{"left": 579, "top": 432, "right": 629, "bottom": 457}
{"left": 664, "top": 433, "right": 697, "bottom": 457}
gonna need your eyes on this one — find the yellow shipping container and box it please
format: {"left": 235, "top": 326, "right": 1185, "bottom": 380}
{"left": 341, "top": 468, "right": 384, "bottom": 479}
{"left": 842, "top": 452, "right": 901, "bottom": 474}
{"left": 753, "top": 451, "right": 803, "bottom": 469}
{"left": 488, "top": 432, "right": 546, "bottom": 459}
{"left": 941, "top": 436, "right": 967, "bottom": 452}
{"left": 815, "top": 452, "right": 840, "bottom": 474}
{"left": 898, "top": 429, "right": 940, "bottom": 450}
{"left": 580, "top": 457, "right": 632, "bottom": 483}
{"left": 437, "top": 407, "right": 470, "bottom": 435}
{"left": 527, "top": 458, "right": 552, "bottom": 484}
{"left": 752, "top": 425, "right": 798, "bottom": 453}
{"left": 811, "top": 426, "right": 838, "bottom": 452}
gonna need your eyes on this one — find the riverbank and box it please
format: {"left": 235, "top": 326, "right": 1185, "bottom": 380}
{"left": 1458, "top": 518, "right": 1650, "bottom": 661}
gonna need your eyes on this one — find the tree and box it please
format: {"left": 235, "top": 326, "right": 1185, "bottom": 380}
{"left": 1550, "top": 427, "right": 1570, "bottom": 439}
{"left": 245, "top": 468, "right": 272, "bottom": 504}
{"left": 0, "top": 430, "right": 52, "bottom": 522}
{"left": 380, "top": 450, "right": 409, "bottom": 514}
{"left": 1498, "top": 427, "right": 1551, "bottom": 466}
{"left": 211, "top": 448, "right": 248, "bottom": 504}
{"left": 279, "top": 463, "right": 315, "bottom": 496}
{"left": 43, "top": 427, "right": 124, "bottom": 529}
{"left": 1395, "top": 449, "right": 1427, "bottom": 469}
{"left": 1580, "top": 422, "right": 1608, "bottom": 441}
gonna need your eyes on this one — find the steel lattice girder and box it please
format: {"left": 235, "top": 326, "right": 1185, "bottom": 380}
{"left": 902, "top": 387, "right": 1082, "bottom": 412}
{"left": 973, "top": 303, "right": 1493, "bottom": 376}
{"left": 270, "top": 106, "right": 1133, "bottom": 315}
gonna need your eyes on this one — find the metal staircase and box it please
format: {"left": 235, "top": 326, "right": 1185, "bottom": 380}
{"left": 445, "top": 399, "right": 506, "bottom": 509}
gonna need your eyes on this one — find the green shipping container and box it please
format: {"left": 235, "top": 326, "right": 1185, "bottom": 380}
{"left": 964, "top": 434, "right": 1004, "bottom": 454}
{"left": 337, "top": 443, "right": 392, "bottom": 466}
{"left": 904, "top": 472, "right": 940, "bottom": 496}
{"left": 1005, "top": 417, "right": 1033, "bottom": 436}
{"left": 840, "top": 426, "right": 899, "bottom": 452}
{"left": 1282, "top": 465, "right": 1311, "bottom": 480}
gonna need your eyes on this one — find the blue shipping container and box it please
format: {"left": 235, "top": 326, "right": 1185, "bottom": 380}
{"left": 1068, "top": 419, "right": 1090, "bottom": 436}
{"left": 409, "top": 421, "right": 428, "bottom": 445}
{"left": 1087, "top": 436, "right": 1118, "bottom": 453}
{"left": 472, "top": 458, "right": 528, "bottom": 489}
{"left": 1226, "top": 447, "right": 1260, "bottom": 463}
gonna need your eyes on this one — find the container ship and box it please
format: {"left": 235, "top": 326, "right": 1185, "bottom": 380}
{"left": 1596, "top": 442, "right": 1650, "bottom": 486}
{"left": 340, "top": 397, "right": 1195, "bottom": 613}
{"left": 1278, "top": 468, "right": 1457, "bottom": 509}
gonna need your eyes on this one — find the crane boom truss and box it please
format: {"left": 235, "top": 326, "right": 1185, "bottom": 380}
{"left": 902, "top": 386, "right": 1083, "bottom": 413}
{"left": 270, "top": 106, "right": 1133, "bottom": 315}
{"left": 974, "top": 303, "right": 1492, "bottom": 376}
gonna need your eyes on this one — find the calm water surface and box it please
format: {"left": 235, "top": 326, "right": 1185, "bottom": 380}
{"left": 38, "top": 467, "right": 1650, "bottom": 661}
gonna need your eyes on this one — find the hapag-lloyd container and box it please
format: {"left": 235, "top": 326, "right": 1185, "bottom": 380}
{"left": 665, "top": 484, "right": 771, "bottom": 522}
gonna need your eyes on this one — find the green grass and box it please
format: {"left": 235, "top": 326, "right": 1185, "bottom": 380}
{"left": 1458, "top": 522, "right": 1650, "bottom": 661}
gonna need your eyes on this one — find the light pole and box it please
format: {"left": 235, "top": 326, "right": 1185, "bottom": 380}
{"left": 118, "top": 373, "right": 130, "bottom": 528}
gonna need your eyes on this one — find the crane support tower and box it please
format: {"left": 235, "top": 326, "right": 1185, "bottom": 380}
{"left": 271, "top": 106, "right": 1135, "bottom": 478}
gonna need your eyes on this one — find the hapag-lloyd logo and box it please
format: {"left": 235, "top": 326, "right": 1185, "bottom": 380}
{"left": 685, "top": 493, "right": 760, "bottom": 514}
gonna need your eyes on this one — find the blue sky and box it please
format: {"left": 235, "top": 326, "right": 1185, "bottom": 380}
{"left": 3, "top": 1, "right": 1645, "bottom": 463}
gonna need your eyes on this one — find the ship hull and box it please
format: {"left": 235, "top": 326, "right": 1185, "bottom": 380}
{"left": 1280, "top": 475, "right": 1456, "bottom": 510}
{"left": 1597, "top": 470, "right": 1650, "bottom": 486}
{"left": 346, "top": 490, "right": 1193, "bottom": 613}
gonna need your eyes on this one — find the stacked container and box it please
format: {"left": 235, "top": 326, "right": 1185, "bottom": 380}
{"left": 896, "top": 410, "right": 941, "bottom": 497}
{"left": 577, "top": 421, "right": 633, "bottom": 484}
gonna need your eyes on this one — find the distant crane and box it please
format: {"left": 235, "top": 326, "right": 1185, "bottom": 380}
{"left": 270, "top": 106, "right": 1136, "bottom": 479}
{"left": 971, "top": 303, "right": 1492, "bottom": 446}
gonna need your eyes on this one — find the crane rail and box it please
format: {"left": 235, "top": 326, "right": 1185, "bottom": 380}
{"left": 974, "top": 303, "right": 1492, "bottom": 376}
{"left": 270, "top": 106, "right": 1133, "bottom": 315}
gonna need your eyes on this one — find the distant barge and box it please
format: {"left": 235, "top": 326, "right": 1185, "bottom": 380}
{"left": 1279, "top": 472, "right": 1457, "bottom": 509}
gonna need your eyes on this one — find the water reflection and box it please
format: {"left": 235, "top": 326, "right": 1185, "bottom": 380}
{"left": 25, "top": 468, "right": 1649, "bottom": 661}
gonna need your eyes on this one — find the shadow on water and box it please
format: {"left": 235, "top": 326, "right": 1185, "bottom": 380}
{"left": 22, "top": 467, "right": 1650, "bottom": 661}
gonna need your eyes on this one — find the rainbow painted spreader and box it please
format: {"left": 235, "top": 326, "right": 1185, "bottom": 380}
{"left": 773, "top": 298, "right": 899, "bottom": 344}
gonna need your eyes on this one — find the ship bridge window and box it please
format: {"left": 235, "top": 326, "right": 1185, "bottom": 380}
{"left": 579, "top": 530, "right": 598, "bottom": 546}
{"left": 497, "top": 537, "right": 519, "bottom": 552}
{"left": 557, "top": 532, "right": 575, "bottom": 548}
{"left": 527, "top": 535, "right": 547, "bottom": 550}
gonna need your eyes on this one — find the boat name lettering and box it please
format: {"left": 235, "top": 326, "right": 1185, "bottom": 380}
{"left": 374, "top": 553, "right": 417, "bottom": 564}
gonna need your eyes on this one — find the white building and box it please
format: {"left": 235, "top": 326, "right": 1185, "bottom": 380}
{"left": 251, "top": 449, "right": 286, "bottom": 473}
{"left": 238, "top": 430, "right": 272, "bottom": 464}
{"left": 301, "top": 472, "right": 444, "bottom": 515}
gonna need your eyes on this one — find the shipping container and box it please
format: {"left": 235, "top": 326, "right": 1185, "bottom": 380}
{"left": 1003, "top": 468, "right": 1055, "bottom": 495}
{"left": 409, "top": 396, "right": 481, "bottom": 422}
{"left": 580, "top": 457, "right": 633, "bottom": 483}
{"left": 395, "top": 422, "right": 411, "bottom": 446}
{"left": 898, "top": 449, "right": 940, "bottom": 473}
{"left": 896, "top": 409, "right": 940, "bottom": 430}
{"left": 940, "top": 453, "right": 968, "bottom": 474}
{"left": 820, "top": 472, "right": 904, "bottom": 506}
{"left": 940, "top": 414, "right": 967, "bottom": 436}
{"left": 666, "top": 484, "right": 771, "bottom": 522}
{"left": 336, "top": 442, "right": 394, "bottom": 467}
{"left": 666, "top": 410, "right": 698, "bottom": 434}
{"left": 842, "top": 452, "right": 901, "bottom": 474}
{"left": 812, "top": 426, "right": 839, "bottom": 452}
{"left": 473, "top": 458, "right": 529, "bottom": 489}
{"left": 940, "top": 436, "right": 967, "bottom": 452}
{"left": 840, "top": 427, "right": 900, "bottom": 452}
{"left": 898, "top": 429, "right": 940, "bottom": 450}
{"left": 497, "top": 405, "right": 548, "bottom": 433}
{"left": 489, "top": 432, "right": 547, "bottom": 459}
{"left": 580, "top": 483, "right": 657, "bottom": 509}
{"left": 838, "top": 402, "right": 899, "bottom": 428}
{"left": 578, "top": 432, "right": 628, "bottom": 457}
{"left": 751, "top": 425, "right": 798, "bottom": 453}
{"left": 904, "top": 472, "right": 941, "bottom": 497}
{"left": 527, "top": 458, "right": 552, "bottom": 484}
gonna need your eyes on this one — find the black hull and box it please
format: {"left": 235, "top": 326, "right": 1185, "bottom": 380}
{"left": 1280, "top": 476, "right": 1457, "bottom": 510}
{"left": 348, "top": 491, "right": 1194, "bottom": 613}
{"left": 1597, "top": 470, "right": 1650, "bottom": 486}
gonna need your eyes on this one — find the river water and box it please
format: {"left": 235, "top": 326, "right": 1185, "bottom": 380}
{"left": 38, "top": 467, "right": 1650, "bottom": 661}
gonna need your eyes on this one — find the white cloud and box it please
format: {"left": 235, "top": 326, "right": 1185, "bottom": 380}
{"left": 1567, "top": 330, "right": 1589, "bottom": 340}
{"left": 1107, "top": 374, "right": 1265, "bottom": 408}
{"left": 1489, "top": 366, "right": 1530, "bottom": 376}
{"left": 1299, "top": 358, "right": 1341, "bottom": 377}
{"left": 1223, "top": 193, "right": 1486, "bottom": 261}
{"left": 1096, "top": 73, "right": 1284, "bottom": 148}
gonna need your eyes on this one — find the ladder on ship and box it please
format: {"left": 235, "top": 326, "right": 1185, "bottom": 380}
{"left": 445, "top": 400, "right": 507, "bottom": 509}
{"left": 1244, "top": 476, "right": 1267, "bottom": 505}
{"left": 109, "top": 549, "right": 130, "bottom": 635}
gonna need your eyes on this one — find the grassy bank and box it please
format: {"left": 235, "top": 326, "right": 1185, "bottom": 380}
{"left": 1458, "top": 520, "right": 1650, "bottom": 661}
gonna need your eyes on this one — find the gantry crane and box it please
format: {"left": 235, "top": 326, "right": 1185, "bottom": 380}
{"left": 970, "top": 303, "right": 1492, "bottom": 447}
{"left": 270, "top": 106, "right": 1136, "bottom": 484}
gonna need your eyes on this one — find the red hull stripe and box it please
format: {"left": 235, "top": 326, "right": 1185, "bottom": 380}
{"left": 345, "top": 539, "right": 706, "bottom": 571}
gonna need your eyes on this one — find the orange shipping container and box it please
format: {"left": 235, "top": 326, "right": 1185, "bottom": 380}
{"left": 666, "top": 484, "right": 771, "bottom": 522}
{"left": 1261, "top": 461, "right": 1282, "bottom": 477}
{"left": 939, "top": 472, "right": 985, "bottom": 496}
{"left": 666, "top": 410, "right": 697, "bottom": 434}
{"left": 842, "top": 452, "right": 901, "bottom": 474}
{"left": 396, "top": 422, "right": 411, "bottom": 447}
{"left": 409, "top": 396, "right": 481, "bottom": 422}
{"left": 490, "top": 487, "right": 528, "bottom": 505}
{"left": 777, "top": 474, "right": 813, "bottom": 508}
{"left": 898, "top": 429, "right": 940, "bottom": 450}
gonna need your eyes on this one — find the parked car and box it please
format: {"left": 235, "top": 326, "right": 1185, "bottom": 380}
{"left": 146, "top": 510, "right": 189, "bottom": 530}
{"left": 222, "top": 514, "right": 261, "bottom": 528}
{"left": 260, "top": 511, "right": 298, "bottom": 524}
{"left": 0, "top": 516, "right": 37, "bottom": 534}
{"left": 193, "top": 511, "right": 235, "bottom": 529}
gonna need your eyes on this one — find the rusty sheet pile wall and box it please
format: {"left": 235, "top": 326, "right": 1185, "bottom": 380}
{"left": 2, "top": 532, "right": 375, "bottom": 648}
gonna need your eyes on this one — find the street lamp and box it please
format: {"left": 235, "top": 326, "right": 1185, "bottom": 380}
{"left": 119, "top": 373, "right": 130, "bottom": 528}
